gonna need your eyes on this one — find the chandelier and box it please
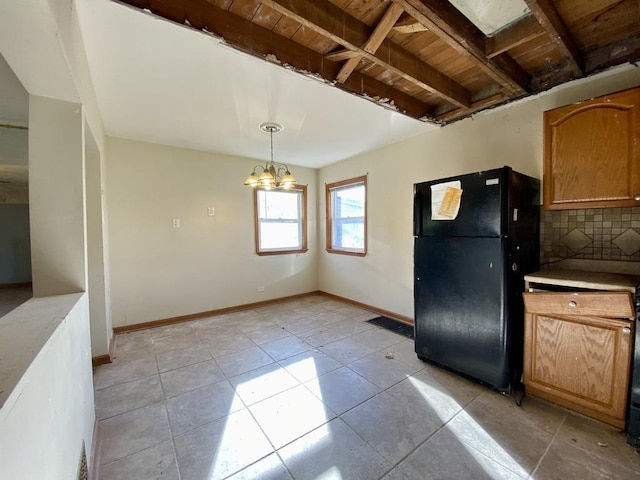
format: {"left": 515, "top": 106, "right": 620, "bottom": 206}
{"left": 244, "top": 122, "right": 296, "bottom": 190}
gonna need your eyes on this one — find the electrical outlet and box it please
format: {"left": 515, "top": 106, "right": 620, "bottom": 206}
{"left": 207, "top": 207, "right": 215, "bottom": 216}
{"left": 172, "top": 219, "right": 181, "bottom": 228}
{"left": 257, "top": 286, "right": 265, "bottom": 292}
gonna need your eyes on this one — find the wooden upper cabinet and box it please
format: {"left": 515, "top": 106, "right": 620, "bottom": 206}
{"left": 543, "top": 86, "right": 640, "bottom": 209}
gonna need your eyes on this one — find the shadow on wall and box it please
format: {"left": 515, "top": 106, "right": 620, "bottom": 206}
{"left": 0, "top": 203, "right": 32, "bottom": 285}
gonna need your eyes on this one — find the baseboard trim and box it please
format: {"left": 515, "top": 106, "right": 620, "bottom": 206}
{"left": 319, "top": 291, "right": 414, "bottom": 325}
{"left": 92, "top": 334, "right": 115, "bottom": 368}
{"left": 0, "top": 281, "right": 32, "bottom": 289}
{"left": 111, "top": 290, "right": 413, "bottom": 335}
{"left": 113, "top": 291, "right": 322, "bottom": 334}
{"left": 92, "top": 355, "right": 111, "bottom": 368}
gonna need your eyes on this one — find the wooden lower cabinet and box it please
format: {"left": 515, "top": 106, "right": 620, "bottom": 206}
{"left": 523, "top": 292, "right": 635, "bottom": 428}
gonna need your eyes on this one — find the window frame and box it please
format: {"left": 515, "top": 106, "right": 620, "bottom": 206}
{"left": 253, "top": 185, "right": 308, "bottom": 256}
{"left": 325, "top": 175, "right": 367, "bottom": 256}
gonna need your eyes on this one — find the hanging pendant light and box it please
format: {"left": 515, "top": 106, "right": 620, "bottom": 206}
{"left": 244, "top": 122, "right": 297, "bottom": 190}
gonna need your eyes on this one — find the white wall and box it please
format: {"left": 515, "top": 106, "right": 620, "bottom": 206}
{"left": 0, "top": 128, "right": 29, "bottom": 204}
{"left": 86, "top": 128, "right": 112, "bottom": 357}
{"left": 318, "top": 65, "right": 640, "bottom": 320}
{"left": 107, "top": 138, "right": 319, "bottom": 327}
{"left": 0, "top": 128, "right": 27, "bottom": 165}
{"left": 29, "top": 95, "right": 87, "bottom": 297}
{"left": 0, "top": 128, "right": 30, "bottom": 284}
{"left": 0, "top": 205, "right": 31, "bottom": 284}
{"left": 0, "top": 293, "right": 94, "bottom": 480}
{"left": 1, "top": 1, "right": 108, "bottom": 475}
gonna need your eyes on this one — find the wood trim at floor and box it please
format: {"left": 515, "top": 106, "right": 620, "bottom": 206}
{"left": 0, "top": 282, "right": 32, "bottom": 289}
{"left": 112, "top": 291, "right": 323, "bottom": 334}
{"left": 110, "top": 290, "right": 413, "bottom": 335}
{"left": 91, "top": 355, "right": 111, "bottom": 368}
{"left": 91, "top": 332, "right": 116, "bottom": 368}
{"left": 318, "top": 291, "right": 414, "bottom": 325}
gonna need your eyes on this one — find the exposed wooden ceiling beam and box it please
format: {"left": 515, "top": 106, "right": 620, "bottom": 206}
{"left": 116, "top": 0, "right": 435, "bottom": 120}
{"left": 436, "top": 92, "right": 507, "bottom": 123}
{"left": 262, "top": 0, "right": 471, "bottom": 108}
{"left": 390, "top": 0, "right": 530, "bottom": 96}
{"left": 336, "top": 3, "right": 404, "bottom": 84}
{"left": 524, "top": 0, "right": 583, "bottom": 77}
{"left": 584, "top": 33, "right": 640, "bottom": 73}
{"left": 486, "top": 14, "right": 547, "bottom": 58}
{"left": 324, "top": 49, "right": 359, "bottom": 62}
{"left": 391, "top": 17, "right": 429, "bottom": 34}
{"left": 531, "top": 33, "right": 640, "bottom": 93}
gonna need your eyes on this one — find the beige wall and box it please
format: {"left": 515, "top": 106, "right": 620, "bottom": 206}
{"left": 318, "top": 65, "right": 640, "bottom": 320}
{"left": 106, "top": 137, "right": 319, "bottom": 327}
{"left": 29, "top": 95, "right": 87, "bottom": 297}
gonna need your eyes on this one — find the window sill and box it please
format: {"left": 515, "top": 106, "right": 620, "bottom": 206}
{"left": 326, "top": 248, "right": 366, "bottom": 257}
{"left": 257, "top": 248, "right": 309, "bottom": 256}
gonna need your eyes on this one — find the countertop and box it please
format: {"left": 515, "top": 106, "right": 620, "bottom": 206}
{"left": 524, "top": 268, "right": 640, "bottom": 293}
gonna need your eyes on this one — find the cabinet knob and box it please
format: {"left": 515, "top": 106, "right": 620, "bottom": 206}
{"left": 623, "top": 327, "right": 631, "bottom": 334}
{"left": 568, "top": 301, "right": 577, "bottom": 308}
{"left": 635, "top": 193, "right": 640, "bottom": 201}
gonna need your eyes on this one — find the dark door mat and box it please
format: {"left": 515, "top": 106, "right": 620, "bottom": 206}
{"left": 366, "top": 316, "right": 414, "bottom": 339}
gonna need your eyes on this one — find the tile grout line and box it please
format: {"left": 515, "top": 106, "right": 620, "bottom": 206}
{"left": 99, "top": 298, "right": 633, "bottom": 479}
{"left": 529, "top": 412, "right": 567, "bottom": 479}
{"left": 154, "top": 346, "right": 183, "bottom": 480}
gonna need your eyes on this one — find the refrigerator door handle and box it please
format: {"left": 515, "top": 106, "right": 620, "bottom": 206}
{"left": 413, "top": 190, "right": 423, "bottom": 237}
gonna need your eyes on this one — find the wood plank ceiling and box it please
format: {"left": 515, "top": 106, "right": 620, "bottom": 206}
{"left": 116, "top": 0, "right": 640, "bottom": 125}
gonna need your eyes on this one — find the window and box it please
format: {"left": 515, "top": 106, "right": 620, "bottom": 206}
{"left": 254, "top": 186, "right": 307, "bottom": 255}
{"left": 326, "top": 175, "right": 367, "bottom": 256}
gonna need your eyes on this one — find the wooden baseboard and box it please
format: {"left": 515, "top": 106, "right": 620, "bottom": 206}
{"left": 319, "top": 291, "right": 414, "bottom": 325}
{"left": 92, "top": 333, "right": 116, "bottom": 368}
{"left": 113, "top": 291, "right": 322, "bottom": 334}
{"left": 92, "top": 355, "right": 111, "bottom": 368}
{"left": 110, "top": 290, "right": 413, "bottom": 336}
{"left": 0, "top": 281, "right": 32, "bottom": 289}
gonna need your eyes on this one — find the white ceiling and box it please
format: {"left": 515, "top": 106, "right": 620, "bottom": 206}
{"left": 0, "top": 0, "right": 536, "bottom": 172}
{"left": 72, "top": 0, "right": 440, "bottom": 169}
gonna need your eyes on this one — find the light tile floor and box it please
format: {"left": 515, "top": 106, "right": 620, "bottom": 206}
{"left": 94, "top": 295, "right": 640, "bottom": 479}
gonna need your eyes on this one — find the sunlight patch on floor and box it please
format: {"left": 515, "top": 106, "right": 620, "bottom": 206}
{"left": 208, "top": 356, "right": 339, "bottom": 479}
{"left": 408, "top": 376, "right": 528, "bottom": 477}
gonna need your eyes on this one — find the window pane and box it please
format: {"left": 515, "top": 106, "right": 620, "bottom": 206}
{"left": 258, "top": 190, "right": 299, "bottom": 220}
{"left": 328, "top": 180, "right": 365, "bottom": 252}
{"left": 254, "top": 186, "right": 307, "bottom": 255}
{"left": 259, "top": 222, "right": 301, "bottom": 250}
{"left": 333, "top": 184, "right": 365, "bottom": 219}
{"left": 332, "top": 219, "right": 364, "bottom": 249}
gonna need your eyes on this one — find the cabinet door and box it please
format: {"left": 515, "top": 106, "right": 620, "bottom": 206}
{"left": 523, "top": 309, "right": 634, "bottom": 428}
{"left": 543, "top": 87, "right": 640, "bottom": 209}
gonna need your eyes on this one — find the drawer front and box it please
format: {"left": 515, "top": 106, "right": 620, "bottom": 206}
{"left": 523, "top": 291, "right": 634, "bottom": 318}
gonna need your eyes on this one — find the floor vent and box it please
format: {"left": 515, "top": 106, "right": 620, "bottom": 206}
{"left": 77, "top": 443, "right": 88, "bottom": 480}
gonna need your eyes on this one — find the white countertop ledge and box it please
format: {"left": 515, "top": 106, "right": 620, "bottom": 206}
{"left": 0, "top": 293, "right": 85, "bottom": 410}
{"left": 525, "top": 269, "right": 640, "bottom": 293}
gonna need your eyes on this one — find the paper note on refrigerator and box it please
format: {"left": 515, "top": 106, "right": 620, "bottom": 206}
{"left": 431, "top": 181, "right": 462, "bottom": 220}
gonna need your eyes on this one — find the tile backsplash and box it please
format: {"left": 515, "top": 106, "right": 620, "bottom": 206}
{"left": 540, "top": 207, "right": 640, "bottom": 266}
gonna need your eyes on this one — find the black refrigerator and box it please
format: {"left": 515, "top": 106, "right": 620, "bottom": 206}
{"left": 413, "top": 166, "right": 540, "bottom": 392}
